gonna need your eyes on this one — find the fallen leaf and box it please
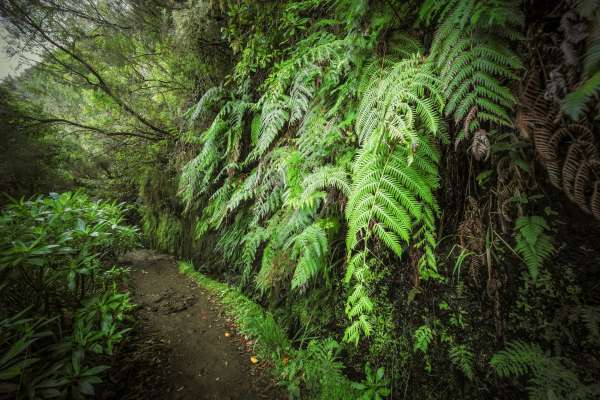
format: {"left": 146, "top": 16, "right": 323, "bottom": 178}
{"left": 224, "top": 332, "right": 231, "bottom": 337}
{"left": 250, "top": 356, "right": 259, "bottom": 364}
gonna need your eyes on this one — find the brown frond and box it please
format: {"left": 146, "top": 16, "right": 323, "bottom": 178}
{"left": 471, "top": 129, "right": 490, "bottom": 161}
{"left": 562, "top": 142, "right": 586, "bottom": 199}
{"left": 573, "top": 161, "right": 591, "bottom": 212}
{"left": 592, "top": 180, "right": 600, "bottom": 221}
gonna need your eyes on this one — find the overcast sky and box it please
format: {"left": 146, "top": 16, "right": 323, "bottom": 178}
{"left": 0, "top": 25, "right": 37, "bottom": 80}
{"left": 0, "top": 26, "right": 17, "bottom": 79}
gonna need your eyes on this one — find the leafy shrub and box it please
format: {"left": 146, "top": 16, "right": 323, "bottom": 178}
{"left": 0, "top": 192, "right": 138, "bottom": 398}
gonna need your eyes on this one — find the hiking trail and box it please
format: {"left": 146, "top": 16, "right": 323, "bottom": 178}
{"left": 104, "top": 249, "right": 284, "bottom": 400}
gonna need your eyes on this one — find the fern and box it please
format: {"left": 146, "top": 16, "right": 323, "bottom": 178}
{"left": 514, "top": 216, "right": 554, "bottom": 282}
{"left": 240, "top": 226, "right": 269, "bottom": 286}
{"left": 449, "top": 344, "right": 475, "bottom": 380}
{"left": 178, "top": 119, "right": 227, "bottom": 210}
{"left": 577, "top": 305, "right": 600, "bottom": 344}
{"left": 356, "top": 56, "right": 444, "bottom": 147}
{"left": 248, "top": 97, "right": 290, "bottom": 161}
{"left": 413, "top": 325, "right": 434, "bottom": 354}
{"left": 186, "top": 86, "right": 225, "bottom": 129}
{"left": 247, "top": 32, "right": 353, "bottom": 163}
{"left": 346, "top": 141, "right": 439, "bottom": 258}
{"left": 491, "top": 341, "right": 600, "bottom": 399}
{"left": 344, "top": 50, "right": 443, "bottom": 344}
{"left": 285, "top": 219, "right": 337, "bottom": 290}
{"left": 563, "top": 12, "right": 600, "bottom": 120}
{"left": 424, "top": 0, "right": 523, "bottom": 134}
{"left": 294, "top": 165, "right": 350, "bottom": 210}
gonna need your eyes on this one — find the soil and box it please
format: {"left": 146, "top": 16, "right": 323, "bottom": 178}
{"left": 99, "top": 249, "right": 284, "bottom": 400}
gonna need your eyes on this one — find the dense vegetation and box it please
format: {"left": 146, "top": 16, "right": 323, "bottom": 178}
{"left": 1, "top": 0, "right": 600, "bottom": 398}
{"left": 0, "top": 192, "right": 137, "bottom": 398}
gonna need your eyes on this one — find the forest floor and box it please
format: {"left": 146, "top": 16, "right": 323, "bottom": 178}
{"left": 99, "top": 249, "right": 284, "bottom": 400}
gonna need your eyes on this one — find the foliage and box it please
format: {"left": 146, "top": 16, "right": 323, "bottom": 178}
{"left": 352, "top": 363, "right": 391, "bottom": 400}
{"left": 563, "top": 10, "right": 600, "bottom": 120}
{"left": 423, "top": 0, "right": 523, "bottom": 134}
{"left": 514, "top": 216, "right": 555, "bottom": 282}
{"left": 179, "top": 261, "right": 360, "bottom": 399}
{"left": 3, "top": 0, "right": 600, "bottom": 399}
{"left": 344, "top": 52, "right": 443, "bottom": 344}
{"left": 0, "top": 192, "right": 138, "bottom": 399}
{"left": 491, "top": 341, "right": 600, "bottom": 399}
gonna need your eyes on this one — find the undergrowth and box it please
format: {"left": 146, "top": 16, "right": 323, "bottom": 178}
{"left": 179, "top": 260, "right": 383, "bottom": 400}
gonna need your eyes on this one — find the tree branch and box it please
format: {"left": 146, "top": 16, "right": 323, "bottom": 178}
{"left": 23, "top": 116, "right": 162, "bottom": 141}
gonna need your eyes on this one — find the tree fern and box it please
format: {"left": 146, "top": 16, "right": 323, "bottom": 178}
{"left": 424, "top": 0, "right": 523, "bottom": 134}
{"left": 247, "top": 32, "right": 353, "bottom": 162}
{"left": 344, "top": 51, "right": 443, "bottom": 344}
{"left": 514, "top": 216, "right": 554, "bottom": 282}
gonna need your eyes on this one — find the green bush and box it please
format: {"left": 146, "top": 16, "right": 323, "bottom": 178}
{"left": 0, "top": 192, "right": 138, "bottom": 399}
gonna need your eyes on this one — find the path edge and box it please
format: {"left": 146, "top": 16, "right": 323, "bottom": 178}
{"left": 177, "top": 260, "right": 360, "bottom": 399}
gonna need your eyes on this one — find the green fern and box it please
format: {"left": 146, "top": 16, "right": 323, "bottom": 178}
{"left": 413, "top": 325, "right": 434, "bottom": 354}
{"left": 285, "top": 219, "right": 338, "bottom": 290}
{"left": 424, "top": 0, "right": 523, "bottom": 133}
{"left": 294, "top": 165, "right": 350, "bottom": 210}
{"left": 491, "top": 341, "right": 600, "bottom": 399}
{"left": 563, "top": 13, "right": 600, "bottom": 120}
{"left": 186, "top": 86, "right": 225, "bottom": 129}
{"left": 346, "top": 141, "right": 439, "bottom": 258}
{"left": 491, "top": 340, "right": 545, "bottom": 377}
{"left": 449, "top": 344, "right": 475, "bottom": 380}
{"left": 247, "top": 32, "right": 353, "bottom": 162}
{"left": 514, "top": 216, "right": 554, "bottom": 282}
{"left": 240, "top": 226, "right": 269, "bottom": 286}
{"left": 178, "top": 119, "right": 227, "bottom": 210}
{"left": 356, "top": 56, "right": 444, "bottom": 147}
{"left": 344, "top": 50, "right": 443, "bottom": 344}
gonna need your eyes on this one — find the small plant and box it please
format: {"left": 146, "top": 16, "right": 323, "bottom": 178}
{"left": 491, "top": 340, "right": 600, "bottom": 399}
{"left": 514, "top": 216, "right": 554, "bottom": 282}
{"left": 352, "top": 363, "right": 391, "bottom": 400}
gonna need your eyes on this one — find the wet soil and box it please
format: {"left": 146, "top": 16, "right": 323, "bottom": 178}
{"left": 100, "top": 249, "right": 284, "bottom": 400}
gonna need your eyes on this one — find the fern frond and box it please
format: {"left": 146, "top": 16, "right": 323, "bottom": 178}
{"left": 514, "top": 216, "right": 555, "bottom": 282}
{"left": 491, "top": 340, "right": 546, "bottom": 377}
{"left": 343, "top": 50, "right": 443, "bottom": 345}
{"left": 413, "top": 325, "right": 434, "bottom": 354}
{"left": 562, "top": 70, "right": 600, "bottom": 120}
{"left": 491, "top": 340, "right": 600, "bottom": 399}
{"left": 285, "top": 219, "right": 336, "bottom": 290}
{"left": 449, "top": 344, "right": 475, "bottom": 380}
{"left": 427, "top": 0, "right": 523, "bottom": 133}
{"left": 187, "top": 86, "right": 224, "bottom": 128}
{"left": 293, "top": 165, "right": 350, "bottom": 210}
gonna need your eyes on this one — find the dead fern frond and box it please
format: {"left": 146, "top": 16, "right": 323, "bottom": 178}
{"left": 592, "top": 180, "right": 600, "bottom": 220}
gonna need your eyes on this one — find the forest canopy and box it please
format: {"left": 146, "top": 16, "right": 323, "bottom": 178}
{"left": 1, "top": 0, "right": 599, "bottom": 399}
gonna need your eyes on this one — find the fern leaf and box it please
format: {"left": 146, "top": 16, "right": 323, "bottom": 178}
{"left": 514, "top": 216, "right": 555, "bottom": 282}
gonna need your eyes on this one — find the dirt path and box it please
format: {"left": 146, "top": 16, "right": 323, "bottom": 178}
{"left": 106, "top": 249, "right": 283, "bottom": 400}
